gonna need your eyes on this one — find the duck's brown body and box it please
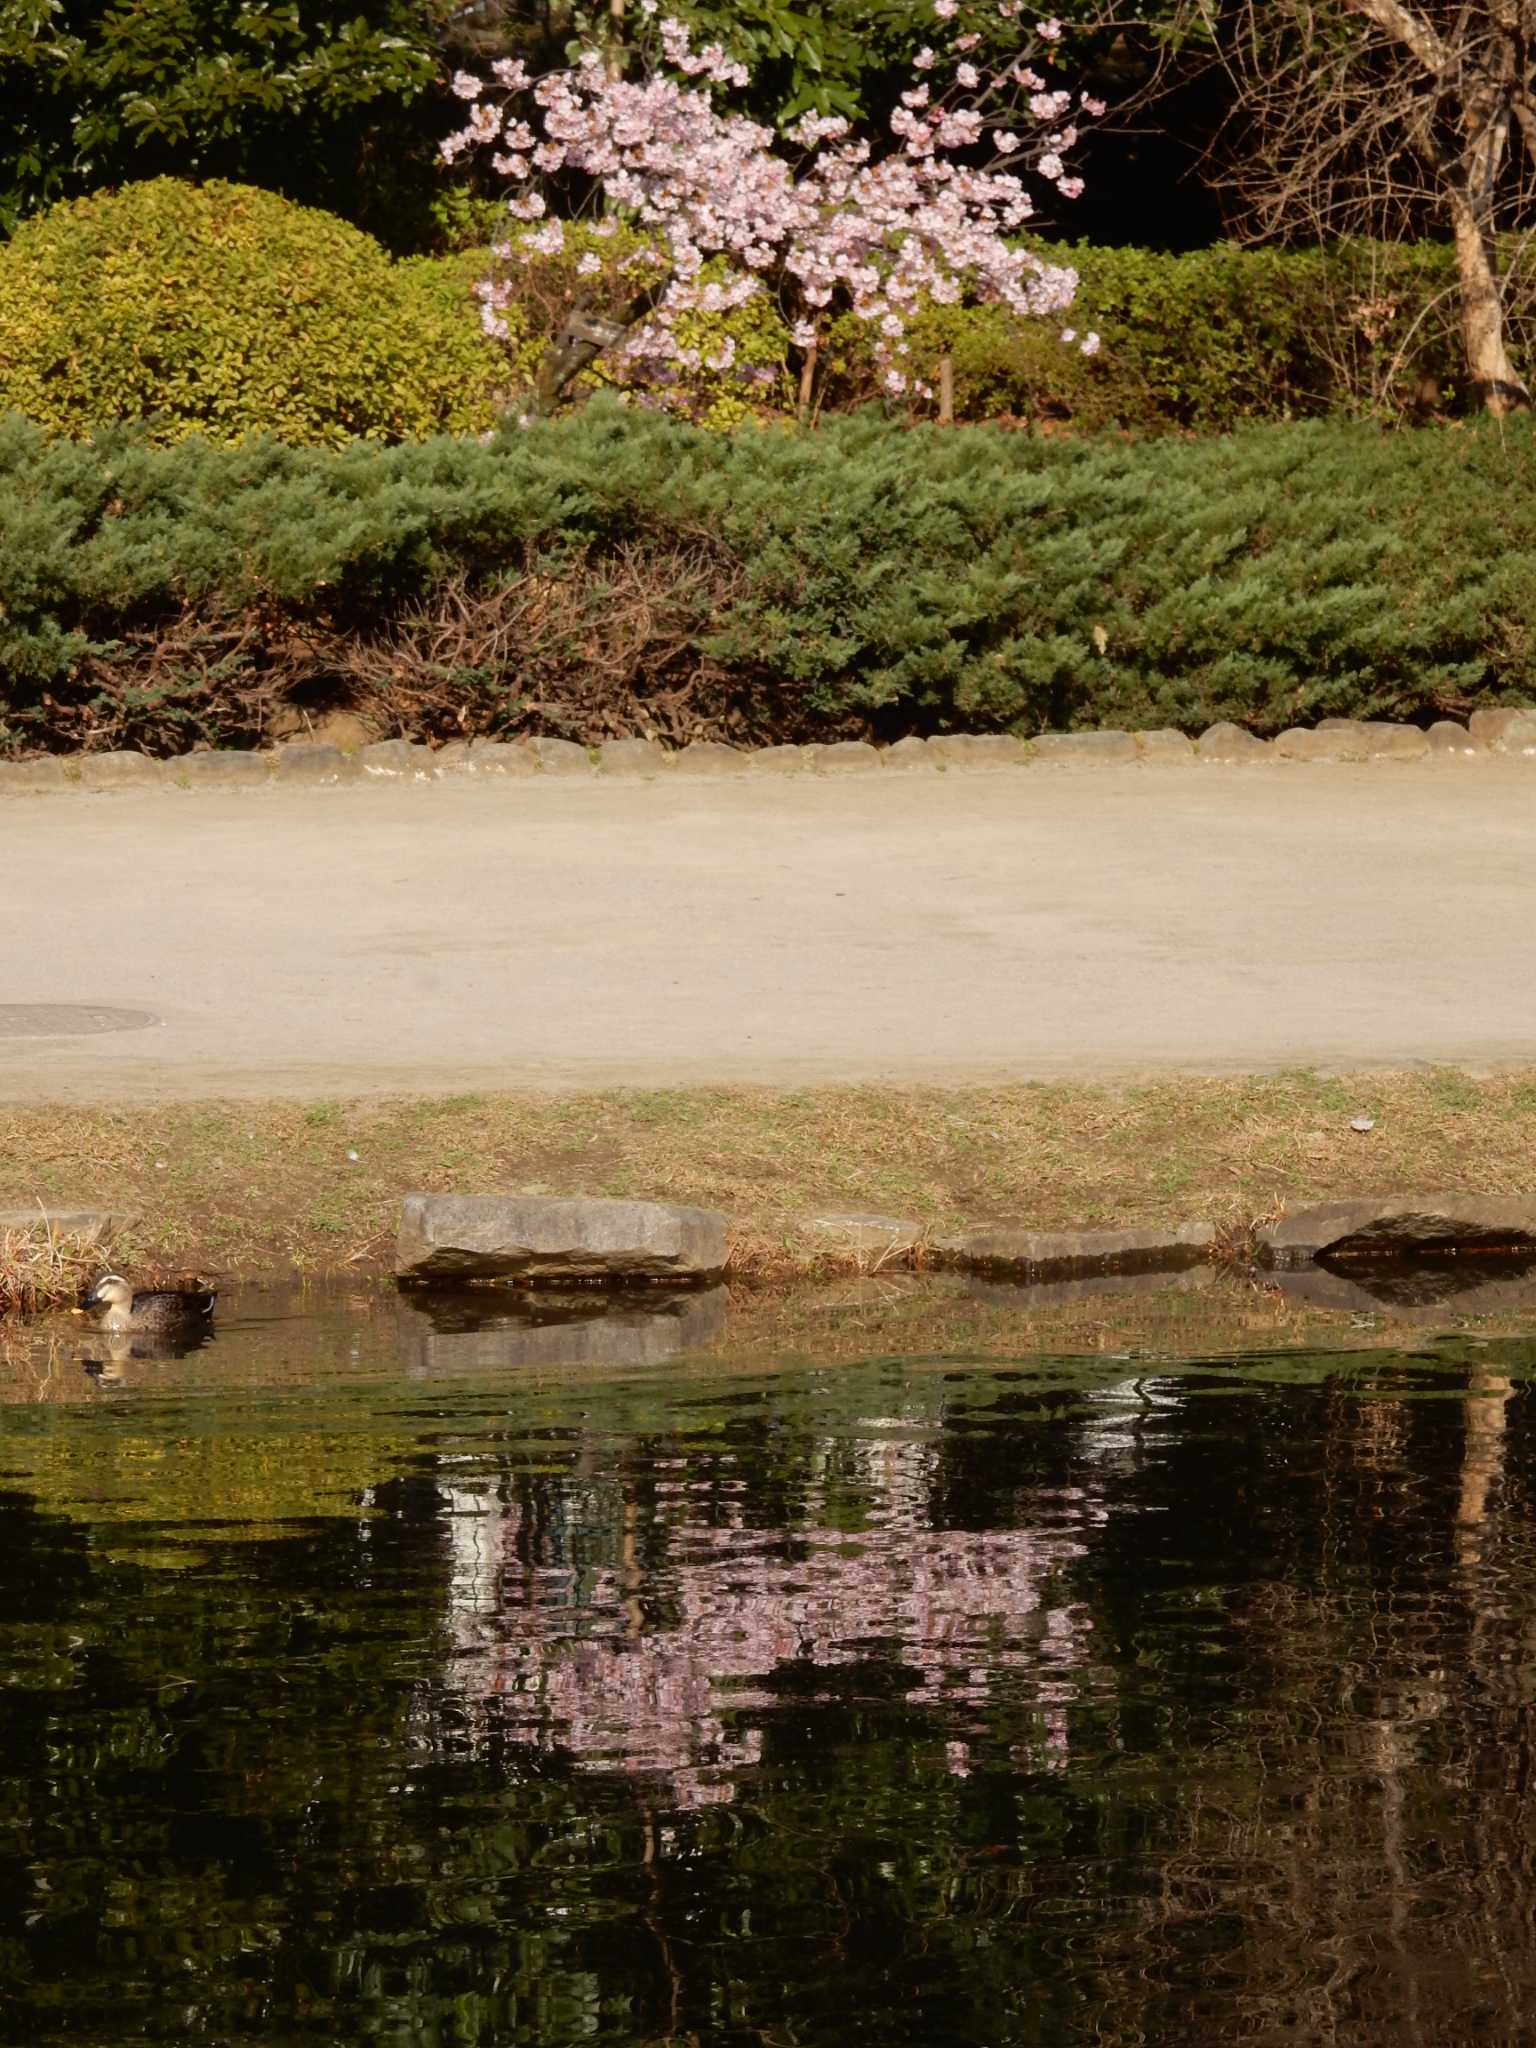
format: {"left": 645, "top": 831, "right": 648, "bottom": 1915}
{"left": 80, "top": 1273, "right": 217, "bottom": 1334}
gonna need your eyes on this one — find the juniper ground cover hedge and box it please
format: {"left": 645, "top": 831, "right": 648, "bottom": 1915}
{"left": 3, "top": 404, "right": 1534, "bottom": 755}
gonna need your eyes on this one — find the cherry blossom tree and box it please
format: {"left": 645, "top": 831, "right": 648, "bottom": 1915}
{"left": 442, "top": 1, "right": 1102, "bottom": 416}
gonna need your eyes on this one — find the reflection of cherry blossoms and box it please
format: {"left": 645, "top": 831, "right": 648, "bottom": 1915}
{"left": 442, "top": 1430, "right": 1096, "bottom": 1807}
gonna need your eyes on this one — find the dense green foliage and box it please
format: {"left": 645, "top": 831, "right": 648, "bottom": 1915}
{"left": 0, "top": 180, "right": 504, "bottom": 446}
{"left": 0, "top": 174, "right": 1496, "bottom": 443}
{"left": 0, "top": 0, "right": 452, "bottom": 246}
{"left": 3, "top": 404, "right": 1533, "bottom": 754}
{"left": 828, "top": 239, "right": 1478, "bottom": 428}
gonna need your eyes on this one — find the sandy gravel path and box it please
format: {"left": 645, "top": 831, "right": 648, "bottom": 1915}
{"left": 3, "top": 762, "right": 1533, "bottom": 1101}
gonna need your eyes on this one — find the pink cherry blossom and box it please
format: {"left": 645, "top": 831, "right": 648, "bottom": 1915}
{"left": 442, "top": 7, "right": 1100, "bottom": 412}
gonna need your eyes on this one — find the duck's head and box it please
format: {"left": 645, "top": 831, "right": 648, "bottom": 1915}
{"left": 80, "top": 1273, "right": 132, "bottom": 1314}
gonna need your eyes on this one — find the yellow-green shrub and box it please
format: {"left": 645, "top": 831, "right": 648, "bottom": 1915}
{"left": 0, "top": 179, "right": 505, "bottom": 446}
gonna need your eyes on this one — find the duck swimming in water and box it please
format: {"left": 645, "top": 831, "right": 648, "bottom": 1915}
{"left": 79, "top": 1273, "right": 217, "bottom": 1334}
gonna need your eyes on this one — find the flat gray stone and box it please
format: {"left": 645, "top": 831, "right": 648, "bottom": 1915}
{"left": 1469, "top": 706, "right": 1536, "bottom": 753}
{"left": 396, "top": 1192, "right": 728, "bottom": 1284}
{"left": 468, "top": 739, "right": 537, "bottom": 776}
{"left": 805, "top": 741, "right": 882, "bottom": 775}
{"left": 672, "top": 741, "right": 749, "bottom": 777}
{"left": 172, "top": 751, "right": 271, "bottom": 786}
{"left": 269, "top": 743, "right": 359, "bottom": 784}
{"left": 79, "top": 750, "right": 163, "bottom": 789}
{"left": 1197, "top": 723, "right": 1269, "bottom": 761}
{"left": 525, "top": 737, "right": 593, "bottom": 776}
{"left": 1425, "top": 720, "right": 1483, "bottom": 756}
{"left": 801, "top": 1211, "right": 923, "bottom": 1259}
{"left": 747, "top": 745, "right": 807, "bottom": 776}
{"left": 359, "top": 739, "right": 434, "bottom": 779}
{"left": 882, "top": 737, "right": 939, "bottom": 772}
{"left": 930, "top": 1219, "right": 1215, "bottom": 1278}
{"left": 0, "top": 758, "right": 73, "bottom": 791}
{"left": 927, "top": 734, "right": 1028, "bottom": 768}
{"left": 1259, "top": 1196, "right": 1536, "bottom": 1268}
{"left": 1031, "top": 730, "right": 1138, "bottom": 763}
{"left": 431, "top": 740, "right": 476, "bottom": 775}
{"left": 597, "top": 738, "right": 670, "bottom": 778}
{"left": 1135, "top": 729, "right": 1195, "bottom": 761}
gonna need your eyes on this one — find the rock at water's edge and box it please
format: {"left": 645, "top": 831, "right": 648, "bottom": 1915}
{"left": 1259, "top": 1195, "right": 1536, "bottom": 1266}
{"left": 929, "top": 1219, "right": 1215, "bottom": 1278}
{"left": 396, "top": 1192, "right": 728, "bottom": 1283}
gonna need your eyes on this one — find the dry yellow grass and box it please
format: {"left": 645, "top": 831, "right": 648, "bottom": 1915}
{"left": 4, "top": 1069, "right": 1536, "bottom": 1283}
{"left": 0, "top": 1221, "right": 106, "bottom": 1316}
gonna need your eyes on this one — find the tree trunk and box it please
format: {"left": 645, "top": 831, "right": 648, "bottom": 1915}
{"left": 533, "top": 310, "right": 629, "bottom": 415}
{"left": 1448, "top": 194, "right": 1531, "bottom": 414}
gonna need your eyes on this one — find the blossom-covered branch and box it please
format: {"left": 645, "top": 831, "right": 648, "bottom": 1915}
{"left": 443, "top": 1, "right": 1103, "bottom": 413}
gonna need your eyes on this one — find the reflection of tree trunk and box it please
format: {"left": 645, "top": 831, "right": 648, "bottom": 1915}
{"left": 1457, "top": 1370, "right": 1513, "bottom": 1563}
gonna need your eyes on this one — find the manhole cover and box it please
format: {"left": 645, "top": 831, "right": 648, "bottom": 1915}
{"left": 0, "top": 1003, "right": 159, "bottom": 1037}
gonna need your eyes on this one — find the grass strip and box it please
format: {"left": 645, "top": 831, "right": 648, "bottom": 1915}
{"left": 4, "top": 1069, "right": 1536, "bottom": 1288}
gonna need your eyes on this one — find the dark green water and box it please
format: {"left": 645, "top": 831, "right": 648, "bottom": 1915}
{"left": 3, "top": 1289, "right": 1536, "bottom": 2046}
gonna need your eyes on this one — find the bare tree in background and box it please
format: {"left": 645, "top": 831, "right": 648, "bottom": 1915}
{"left": 1197, "top": 0, "right": 1536, "bottom": 412}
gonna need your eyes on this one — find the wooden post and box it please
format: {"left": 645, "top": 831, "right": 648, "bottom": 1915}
{"left": 938, "top": 353, "right": 954, "bottom": 424}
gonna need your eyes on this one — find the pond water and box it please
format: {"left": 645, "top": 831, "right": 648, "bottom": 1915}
{"left": 3, "top": 1285, "right": 1536, "bottom": 2046}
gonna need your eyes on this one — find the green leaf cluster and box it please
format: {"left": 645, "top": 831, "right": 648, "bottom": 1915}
{"left": 0, "top": 179, "right": 506, "bottom": 447}
{"left": 4, "top": 403, "right": 1535, "bottom": 752}
{"left": 0, "top": 0, "right": 448, "bottom": 242}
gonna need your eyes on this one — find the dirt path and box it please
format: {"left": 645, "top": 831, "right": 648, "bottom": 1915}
{"left": 4, "top": 762, "right": 1534, "bottom": 1102}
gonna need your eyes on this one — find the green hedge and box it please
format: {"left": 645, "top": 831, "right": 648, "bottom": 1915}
{"left": 4, "top": 405, "right": 1534, "bottom": 754}
{"left": 0, "top": 180, "right": 505, "bottom": 447}
{"left": 825, "top": 240, "right": 1473, "bottom": 429}
{"left": 0, "top": 177, "right": 1505, "bottom": 446}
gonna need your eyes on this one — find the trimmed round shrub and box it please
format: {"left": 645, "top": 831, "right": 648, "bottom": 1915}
{"left": 0, "top": 178, "right": 505, "bottom": 446}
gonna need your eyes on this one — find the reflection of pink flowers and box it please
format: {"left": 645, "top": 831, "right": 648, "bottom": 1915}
{"left": 444, "top": 1436, "right": 1095, "bottom": 1808}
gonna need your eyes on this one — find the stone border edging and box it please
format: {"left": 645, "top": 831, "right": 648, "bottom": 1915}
{"left": 3, "top": 707, "right": 1535, "bottom": 794}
